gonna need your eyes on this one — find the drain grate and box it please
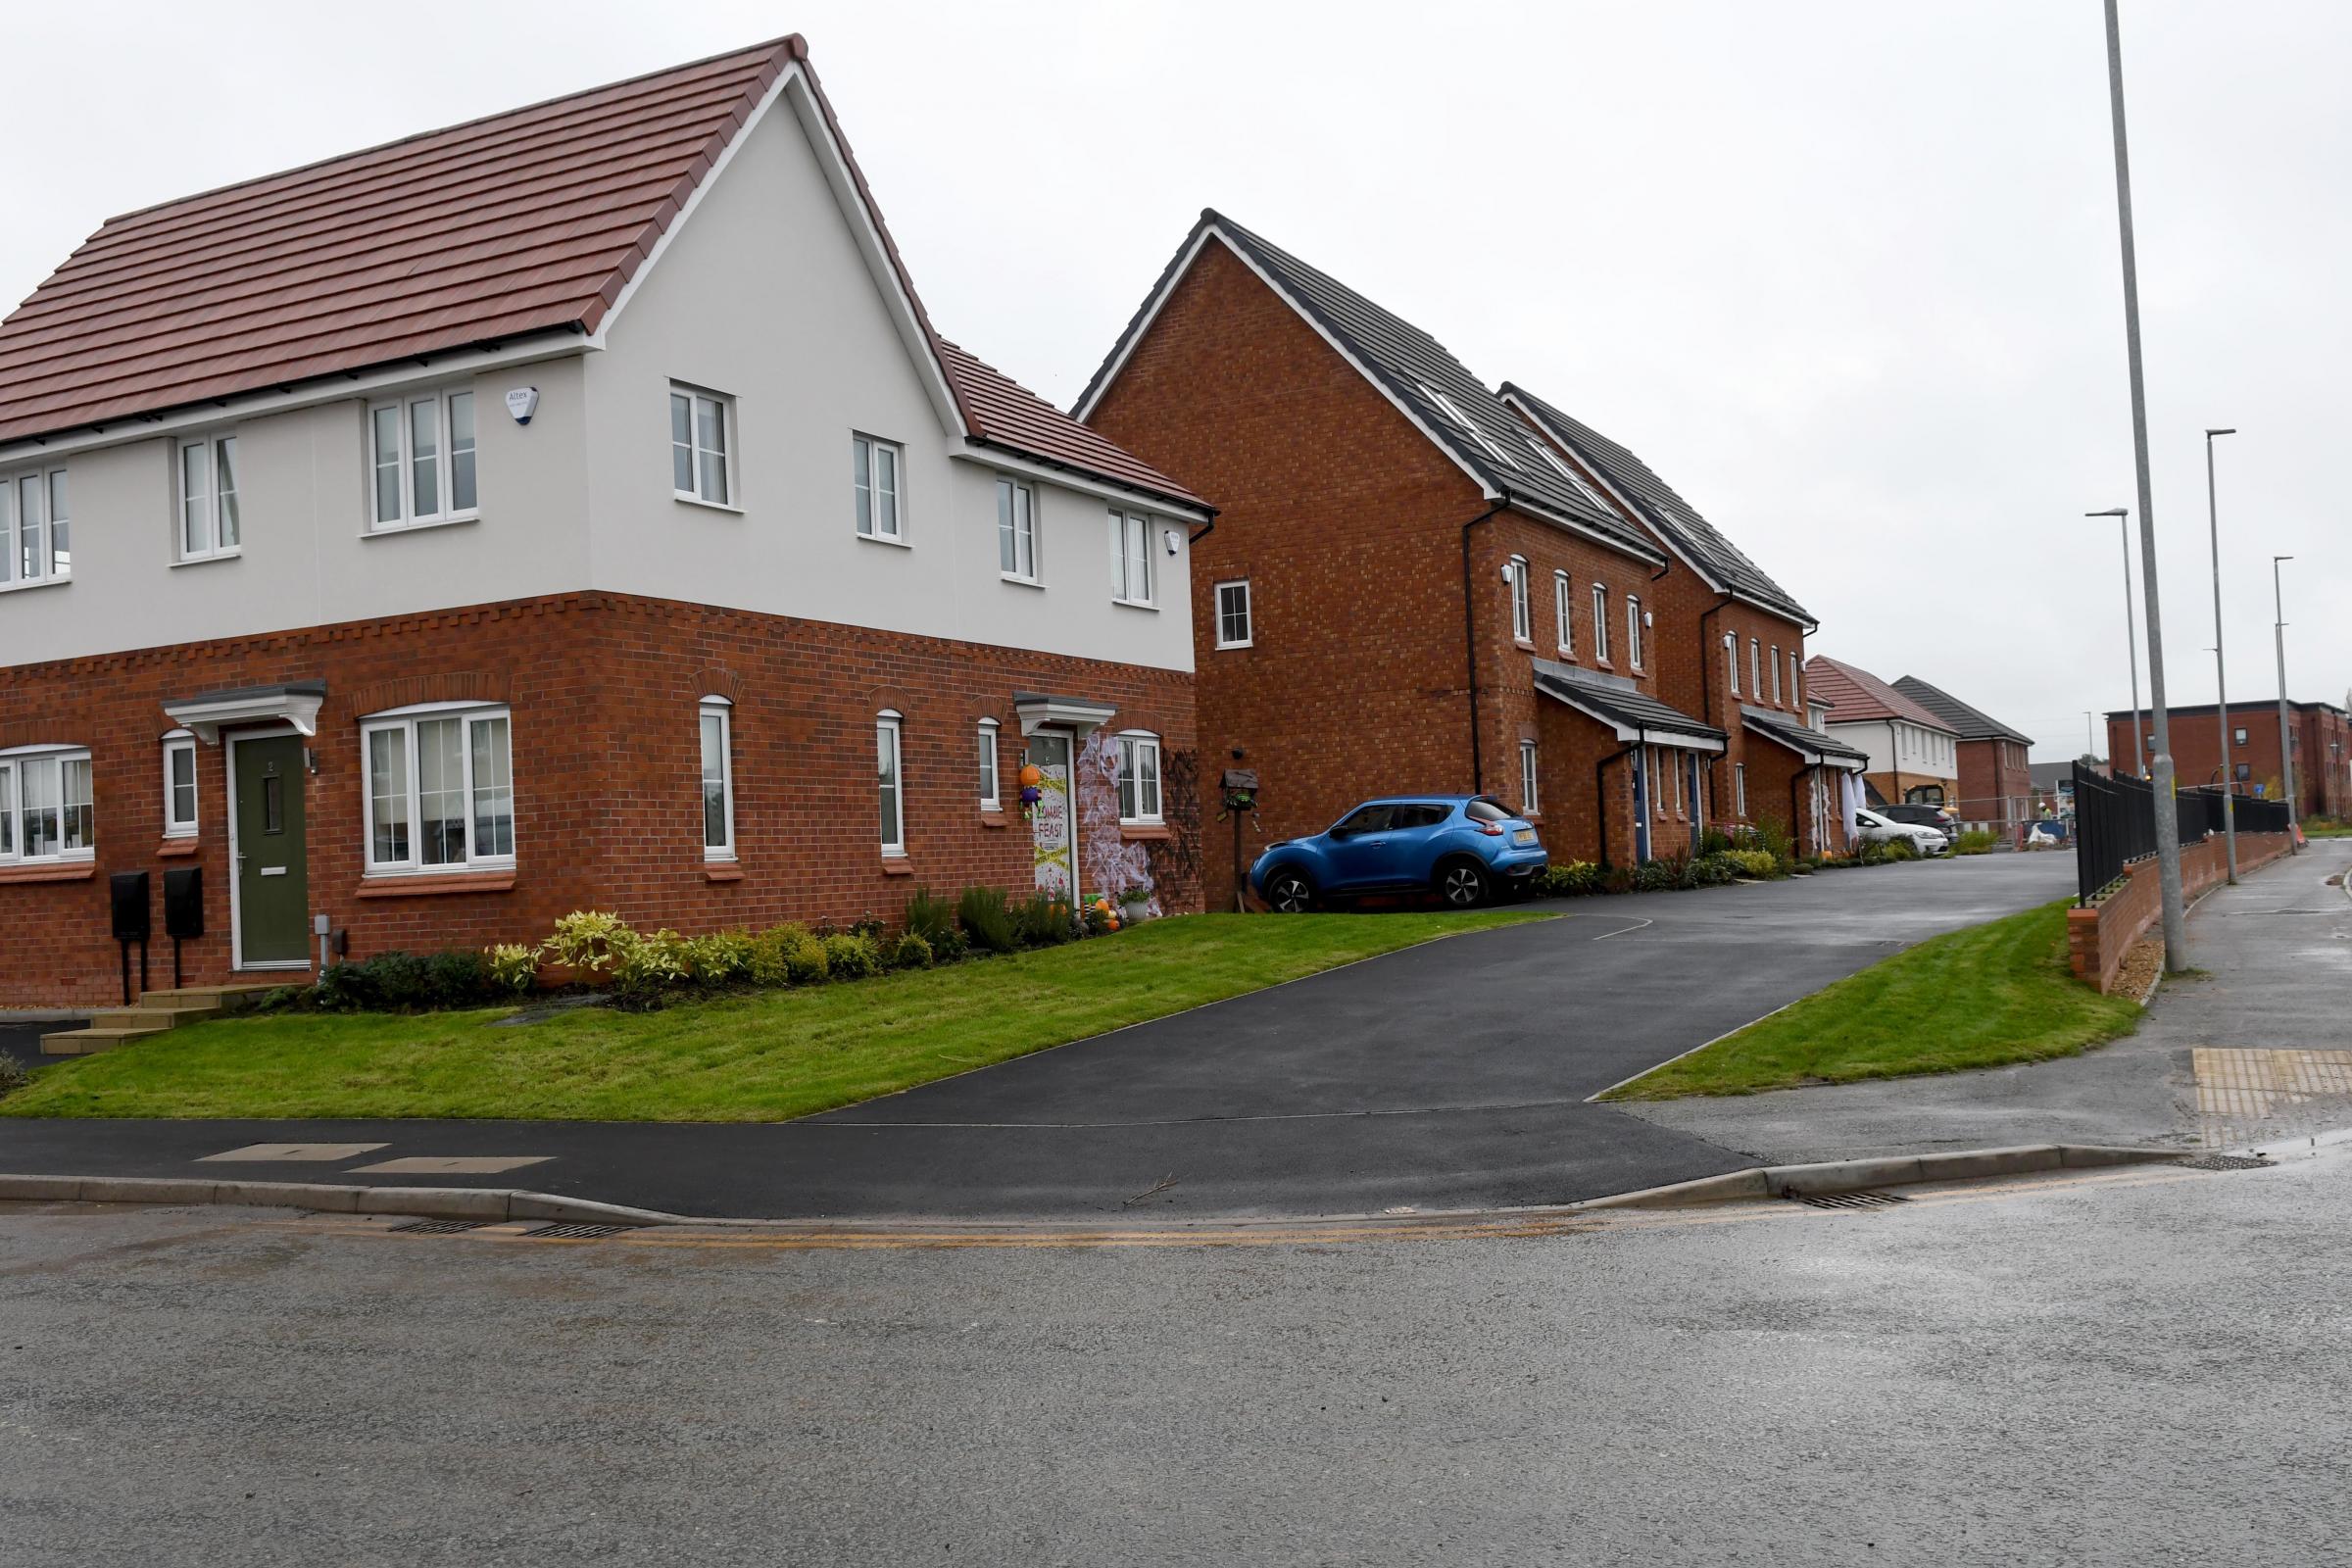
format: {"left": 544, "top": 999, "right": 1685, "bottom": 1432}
{"left": 1786, "top": 1189, "right": 1910, "bottom": 1210}
{"left": 520, "top": 1222, "right": 638, "bottom": 1241}
{"left": 387, "top": 1218, "right": 489, "bottom": 1235}
{"left": 2179, "top": 1153, "right": 2274, "bottom": 1172}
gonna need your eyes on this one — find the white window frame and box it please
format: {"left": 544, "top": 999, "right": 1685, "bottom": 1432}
{"left": 359, "top": 703, "right": 515, "bottom": 876}
{"left": 1, "top": 464, "right": 72, "bottom": 589}
{"left": 1725, "top": 631, "right": 1740, "bottom": 696}
{"left": 978, "top": 719, "right": 1002, "bottom": 810}
{"left": 1419, "top": 382, "right": 1520, "bottom": 470}
{"left": 1215, "top": 579, "right": 1253, "bottom": 649}
{"left": 368, "top": 386, "right": 479, "bottom": 532}
{"left": 0, "top": 745, "right": 96, "bottom": 864}
{"left": 997, "top": 476, "right": 1037, "bottom": 580}
{"left": 1520, "top": 738, "right": 1541, "bottom": 816}
{"left": 1592, "top": 584, "right": 1610, "bottom": 663}
{"left": 669, "top": 383, "right": 736, "bottom": 511}
{"left": 1116, "top": 732, "right": 1164, "bottom": 825}
{"left": 1507, "top": 557, "right": 1532, "bottom": 642}
{"left": 856, "top": 433, "right": 906, "bottom": 544}
{"left": 1735, "top": 762, "right": 1748, "bottom": 818}
{"left": 700, "top": 698, "right": 735, "bottom": 862}
{"left": 1770, "top": 646, "right": 1782, "bottom": 705}
{"left": 1626, "top": 595, "right": 1644, "bottom": 670}
{"left": 163, "top": 731, "right": 199, "bottom": 839}
{"left": 1553, "top": 571, "right": 1574, "bottom": 655}
{"left": 1109, "top": 510, "right": 1155, "bottom": 607}
{"left": 174, "top": 433, "right": 242, "bottom": 562}
{"left": 1750, "top": 638, "right": 1762, "bottom": 702}
{"left": 877, "top": 711, "right": 906, "bottom": 858}
{"left": 1789, "top": 653, "right": 1801, "bottom": 710}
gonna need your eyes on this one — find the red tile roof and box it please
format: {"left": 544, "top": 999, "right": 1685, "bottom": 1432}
{"left": 940, "top": 341, "right": 1204, "bottom": 510}
{"left": 1804, "top": 655, "right": 1954, "bottom": 730}
{"left": 0, "top": 37, "right": 1205, "bottom": 514}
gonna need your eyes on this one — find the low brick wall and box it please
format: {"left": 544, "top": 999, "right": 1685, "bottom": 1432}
{"left": 2067, "top": 832, "right": 2293, "bottom": 991}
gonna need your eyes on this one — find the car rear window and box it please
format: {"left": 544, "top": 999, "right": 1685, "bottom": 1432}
{"left": 1465, "top": 798, "right": 1512, "bottom": 823}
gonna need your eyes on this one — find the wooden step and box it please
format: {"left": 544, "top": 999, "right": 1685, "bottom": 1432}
{"left": 135, "top": 983, "right": 286, "bottom": 1015}
{"left": 39, "top": 1025, "right": 168, "bottom": 1056}
{"left": 89, "top": 1004, "right": 219, "bottom": 1032}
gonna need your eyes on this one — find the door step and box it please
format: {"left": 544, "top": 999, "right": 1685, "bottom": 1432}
{"left": 39, "top": 1026, "right": 167, "bottom": 1056}
{"left": 38, "top": 982, "right": 286, "bottom": 1056}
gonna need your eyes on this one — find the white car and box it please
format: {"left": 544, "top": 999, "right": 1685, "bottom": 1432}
{"left": 1853, "top": 808, "right": 1950, "bottom": 858}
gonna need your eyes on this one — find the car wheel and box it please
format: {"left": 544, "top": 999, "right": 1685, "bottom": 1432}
{"left": 1436, "top": 858, "right": 1492, "bottom": 908}
{"left": 1263, "top": 868, "right": 1317, "bottom": 913}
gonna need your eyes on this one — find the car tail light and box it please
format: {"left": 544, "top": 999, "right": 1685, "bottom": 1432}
{"left": 1474, "top": 821, "right": 1503, "bottom": 836}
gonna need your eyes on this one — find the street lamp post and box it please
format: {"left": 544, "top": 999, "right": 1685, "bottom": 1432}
{"left": 2100, "top": 0, "right": 2188, "bottom": 971}
{"left": 2274, "top": 555, "right": 2299, "bottom": 850}
{"left": 2205, "top": 427, "right": 2237, "bottom": 882}
{"left": 2087, "top": 507, "right": 2144, "bottom": 776}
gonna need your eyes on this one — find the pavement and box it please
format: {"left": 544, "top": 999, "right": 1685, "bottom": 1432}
{"left": 1628, "top": 837, "right": 2352, "bottom": 1162}
{"left": 0, "top": 853, "right": 2076, "bottom": 1220}
{"left": 1, "top": 1145, "right": 2343, "bottom": 1565}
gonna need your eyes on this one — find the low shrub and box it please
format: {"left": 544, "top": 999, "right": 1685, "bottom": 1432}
{"left": 890, "top": 931, "right": 934, "bottom": 970}
{"left": 821, "top": 932, "right": 882, "bottom": 979}
{"left": 0, "top": 1050, "right": 28, "bottom": 1099}
{"left": 957, "top": 885, "right": 1019, "bottom": 954}
{"left": 756, "top": 923, "right": 828, "bottom": 987}
{"left": 903, "top": 886, "right": 957, "bottom": 947}
{"left": 684, "top": 929, "right": 755, "bottom": 987}
{"left": 1011, "top": 893, "right": 1073, "bottom": 948}
{"left": 1602, "top": 865, "right": 1636, "bottom": 896}
{"left": 848, "top": 912, "right": 887, "bottom": 941}
{"left": 316, "top": 949, "right": 498, "bottom": 1011}
{"left": 1725, "top": 848, "right": 1781, "bottom": 880}
{"left": 1858, "top": 837, "right": 1921, "bottom": 866}
{"left": 487, "top": 943, "right": 541, "bottom": 994}
{"left": 1631, "top": 858, "right": 1682, "bottom": 893}
{"left": 1540, "top": 860, "right": 1601, "bottom": 898}
{"left": 1688, "top": 853, "right": 1740, "bottom": 888}
{"left": 929, "top": 927, "right": 971, "bottom": 965}
{"left": 610, "top": 928, "right": 692, "bottom": 1004}
{"left": 1698, "top": 827, "right": 1734, "bottom": 858}
{"left": 1953, "top": 829, "right": 1998, "bottom": 856}
{"left": 544, "top": 910, "right": 634, "bottom": 978}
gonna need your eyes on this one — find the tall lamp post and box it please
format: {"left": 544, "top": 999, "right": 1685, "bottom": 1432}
{"left": 2274, "top": 554, "right": 2298, "bottom": 850}
{"left": 2205, "top": 427, "right": 2237, "bottom": 883}
{"left": 2086, "top": 507, "right": 2145, "bottom": 776}
{"left": 2101, "top": 0, "right": 2188, "bottom": 971}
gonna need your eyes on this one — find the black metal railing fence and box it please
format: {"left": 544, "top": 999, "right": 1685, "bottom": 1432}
{"left": 2074, "top": 761, "right": 2294, "bottom": 904}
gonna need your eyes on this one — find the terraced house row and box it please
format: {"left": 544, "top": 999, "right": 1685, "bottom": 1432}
{"left": 0, "top": 37, "right": 1860, "bottom": 1002}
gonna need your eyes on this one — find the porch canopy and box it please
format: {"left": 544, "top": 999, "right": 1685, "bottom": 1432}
{"left": 1740, "top": 704, "right": 1869, "bottom": 770}
{"left": 1532, "top": 660, "right": 1725, "bottom": 753}
{"left": 161, "top": 680, "right": 326, "bottom": 744}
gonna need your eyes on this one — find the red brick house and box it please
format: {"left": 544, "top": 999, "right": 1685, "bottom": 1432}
{"left": 1892, "top": 676, "right": 2034, "bottom": 841}
{"left": 1499, "top": 387, "right": 1863, "bottom": 857}
{"left": 0, "top": 37, "right": 1211, "bottom": 1006}
{"left": 1805, "top": 656, "right": 1961, "bottom": 809}
{"left": 2106, "top": 700, "right": 2351, "bottom": 819}
{"left": 1076, "top": 212, "right": 1740, "bottom": 908}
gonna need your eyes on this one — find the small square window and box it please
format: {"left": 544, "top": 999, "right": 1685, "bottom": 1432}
{"left": 670, "top": 385, "right": 735, "bottom": 508}
{"left": 857, "top": 435, "right": 905, "bottom": 542}
{"left": 1215, "top": 580, "right": 1252, "bottom": 649}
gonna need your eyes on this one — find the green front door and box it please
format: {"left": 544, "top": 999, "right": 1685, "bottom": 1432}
{"left": 233, "top": 735, "right": 310, "bottom": 965}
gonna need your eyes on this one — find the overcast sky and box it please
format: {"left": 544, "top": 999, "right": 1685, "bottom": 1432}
{"left": 7, "top": 1, "right": 2343, "bottom": 763}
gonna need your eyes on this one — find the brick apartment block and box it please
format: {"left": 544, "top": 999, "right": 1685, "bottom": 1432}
{"left": 1078, "top": 213, "right": 1860, "bottom": 908}
{"left": 0, "top": 37, "right": 1209, "bottom": 1004}
{"left": 2105, "top": 700, "right": 2352, "bottom": 819}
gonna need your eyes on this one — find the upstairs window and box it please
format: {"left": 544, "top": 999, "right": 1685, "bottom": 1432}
{"left": 0, "top": 746, "right": 95, "bottom": 863}
{"left": 1749, "top": 638, "right": 1762, "bottom": 700}
{"left": 1117, "top": 733, "right": 1163, "bottom": 824}
{"left": 855, "top": 434, "right": 904, "bottom": 542}
{"left": 1507, "top": 557, "right": 1532, "bottom": 642}
{"left": 669, "top": 384, "right": 733, "bottom": 508}
{"left": 1109, "top": 510, "right": 1153, "bottom": 606}
{"left": 1725, "top": 631, "right": 1740, "bottom": 696}
{"left": 371, "top": 387, "right": 477, "bottom": 530}
{"left": 1789, "top": 652, "right": 1801, "bottom": 710}
{"left": 1553, "top": 571, "right": 1574, "bottom": 655}
{"left": 2, "top": 466, "right": 70, "bottom": 587}
{"left": 1215, "top": 580, "right": 1253, "bottom": 649}
{"left": 1419, "top": 382, "right": 1520, "bottom": 470}
{"left": 1626, "top": 596, "right": 1644, "bottom": 670}
{"left": 700, "top": 699, "right": 735, "bottom": 861}
{"left": 1770, "top": 646, "right": 1783, "bottom": 705}
{"left": 1592, "top": 584, "right": 1610, "bottom": 663}
{"left": 163, "top": 732, "right": 198, "bottom": 839}
{"left": 177, "top": 435, "right": 241, "bottom": 561}
{"left": 997, "top": 477, "right": 1036, "bottom": 579}
{"left": 362, "top": 705, "right": 514, "bottom": 874}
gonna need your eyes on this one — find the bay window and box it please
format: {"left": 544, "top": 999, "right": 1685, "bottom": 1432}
{"left": 0, "top": 747, "right": 94, "bottom": 863}
{"left": 1116, "top": 733, "right": 1162, "bottom": 824}
{"left": 369, "top": 387, "right": 477, "bottom": 530}
{"left": 361, "top": 705, "right": 514, "bottom": 873}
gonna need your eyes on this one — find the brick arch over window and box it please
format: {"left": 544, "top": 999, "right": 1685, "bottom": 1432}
{"left": 344, "top": 670, "right": 511, "bottom": 717}
{"left": 867, "top": 684, "right": 915, "bottom": 717}
{"left": 689, "top": 666, "right": 746, "bottom": 706}
{"left": 0, "top": 712, "right": 91, "bottom": 752}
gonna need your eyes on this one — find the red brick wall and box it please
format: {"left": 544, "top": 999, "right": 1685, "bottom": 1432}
{"left": 0, "top": 593, "right": 1198, "bottom": 1005}
{"left": 2109, "top": 705, "right": 2351, "bottom": 819}
{"left": 1954, "top": 737, "right": 2034, "bottom": 837}
{"left": 2067, "top": 830, "right": 2293, "bottom": 992}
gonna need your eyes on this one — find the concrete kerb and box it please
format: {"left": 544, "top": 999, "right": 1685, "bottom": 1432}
{"left": 0, "top": 1142, "right": 2189, "bottom": 1230}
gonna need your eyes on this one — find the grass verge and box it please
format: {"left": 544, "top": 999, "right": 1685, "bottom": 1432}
{"left": 1603, "top": 900, "right": 2140, "bottom": 1099}
{"left": 3, "top": 910, "right": 1541, "bottom": 1123}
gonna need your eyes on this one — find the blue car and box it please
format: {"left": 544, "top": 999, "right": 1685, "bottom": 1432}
{"left": 1250, "top": 795, "right": 1547, "bottom": 911}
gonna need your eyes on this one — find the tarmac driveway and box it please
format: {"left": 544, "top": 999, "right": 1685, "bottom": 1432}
{"left": 0, "top": 853, "right": 2077, "bottom": 1219}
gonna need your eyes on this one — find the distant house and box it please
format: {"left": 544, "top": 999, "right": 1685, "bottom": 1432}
{"left": 1805, "top": 657, "right": 1960, "bottom": 808}
{"left": 1892, "top": 676, "right": 2034, "bottom": 838}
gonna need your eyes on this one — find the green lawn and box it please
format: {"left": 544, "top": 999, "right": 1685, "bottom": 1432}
{"left": 1604, "top": 901, "right": 2142, "bottom": 1100}
{"left": 3, "top": 910, "right": 1542, "bottom": 1123}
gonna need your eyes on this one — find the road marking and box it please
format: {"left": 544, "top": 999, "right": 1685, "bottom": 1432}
{"left": 198, "top": 1143, "right": 389, "bottom": 1162}
{"left": 349, "top": 1155, "right": 553, "bottom": 1175}
{"left": 1589, "top": 917, "right": 1652, "bottom": 941}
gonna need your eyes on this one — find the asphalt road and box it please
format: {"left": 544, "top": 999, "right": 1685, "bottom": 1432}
{"left": 2, "top": 1144, "right": 2342, "bottom": 1565}
{"left": 0, "top": 853, "right": 2076, "bottom": 1218}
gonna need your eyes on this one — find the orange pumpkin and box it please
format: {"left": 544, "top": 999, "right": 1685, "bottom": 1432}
{"left": 1018, "top": 763, "right": 1043, "bottom": 788}
{"left": 1106, "top": 917, "right": 1121, "bottom": 931}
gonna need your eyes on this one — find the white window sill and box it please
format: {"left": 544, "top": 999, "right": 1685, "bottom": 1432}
{"left": 163, "top": 828, "right": 199, "bottom": 841}
{"left": 1112, "top": 598, "right": 1158, "bottom": 612}
{"left": 1215, "top": 640, "right": 1254, "bottom": 651}
{"left": 880, "top": 849, "right": 908, "bottom": 860}
{"left": 704, "top": 851, "right": 738, "bottom": 864}
{"left": 858, "top": 531, "right": 911, "bottom": 549}
{"left": 1001, "top": 573, "right": 1044, "bottom": 589}
{"left": 674, "top": 494, "right": 746, "bottom": 516}
{"left": 170, "top": 552, "right": 240, "bottom": 569}
{"left": 362, "top": 861, "right": 517, "bottom": 879}
{"left": 365, "top": 513, "right": 479, "bottom": 538}
{"left": 0, "top": 574, "right": 71, "bottom": 594}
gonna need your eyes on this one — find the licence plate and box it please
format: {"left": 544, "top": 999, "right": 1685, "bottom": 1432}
{"left": 1512, "top": 829, "right": 1536, "bottom": 846}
